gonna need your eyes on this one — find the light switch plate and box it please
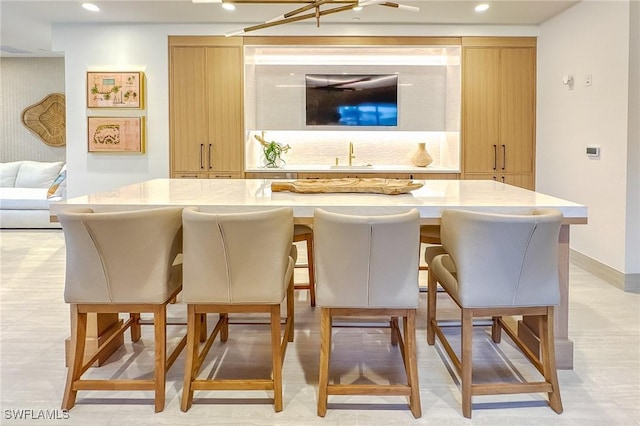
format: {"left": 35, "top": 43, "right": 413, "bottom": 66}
{"left": 585, "top": 74, "right": 593, "bottom": 87}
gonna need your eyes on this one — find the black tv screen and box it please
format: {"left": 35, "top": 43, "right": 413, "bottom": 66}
{"left": 305, "top": 74, "right": 398, "bottom": 126}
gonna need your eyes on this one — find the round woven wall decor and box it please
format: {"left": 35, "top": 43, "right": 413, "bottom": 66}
{"left": 21, "top": 93, "right": 66, "bottom": 147}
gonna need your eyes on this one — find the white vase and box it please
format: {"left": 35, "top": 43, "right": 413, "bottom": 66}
{"left": 411, "top": 143, "right": 433, "bottom": 167}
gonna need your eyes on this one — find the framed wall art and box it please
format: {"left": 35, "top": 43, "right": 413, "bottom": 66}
{"left": 87, "top": 71, "right": 144, "bottom": 109}
{"left": 88, "top": 117, "right": 145, "bottom": 153}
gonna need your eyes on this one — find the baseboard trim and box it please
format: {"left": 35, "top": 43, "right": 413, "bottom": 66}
{"left": 570, "top": 249, "right": 640, "bottom": 293}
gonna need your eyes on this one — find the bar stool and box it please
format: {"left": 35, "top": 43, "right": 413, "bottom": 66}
{"left": 59, "top": 207, "right": 185, "bottom": 413}
{"left": 419, "top": 224, "right": 441, "bottom": 271}
{"left": 314, "top": 208, "right": 422, "bottom": 418}
{"left": 293, "top": 224, "right": 315, "bottom": 306}
{"left": 180, "top": 207, "right": 296, "bottom": 412}
{"left": 427, "top": 208, "right": 564, "bottom": 418}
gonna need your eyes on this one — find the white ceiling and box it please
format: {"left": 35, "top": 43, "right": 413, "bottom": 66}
{"left": 0, "top": 0, "right": 578, "bottom": 57}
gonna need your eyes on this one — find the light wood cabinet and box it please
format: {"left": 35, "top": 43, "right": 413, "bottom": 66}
{"left": 462, "top": 37, "right": 536, "bottom": 190}
{"left": 169, "top": 37, "right": 244, "bottom": 179}
{"left": 464, "top": 173, "right": 534, "bottom": 190}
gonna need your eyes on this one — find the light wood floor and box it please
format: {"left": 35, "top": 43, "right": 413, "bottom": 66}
{"left": 1, "top": 230, "right": 638, "bottom": 425}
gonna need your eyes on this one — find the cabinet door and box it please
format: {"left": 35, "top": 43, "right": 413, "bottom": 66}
{"left": 503, "top": 174, "right": 534, "bottom": 190}
{"left": 462, "top": 42, "right": 536, "bottom": 190}
{"left": 170, "top": 46, "right": 208, "bottom": 173}
{"left": 500, "top": 48, "right": 535, "bottom": 174}
{"left": 207, "top": 172, "right": 244, "bottom": 179}
{"left": 410, "top": 173, "right": 460, "bottom": 180}
{"left": 464, "top": 173, "right": 534, "bottom": 190}
{"left": 206, "top": 46, "right": 244, "bottom": 173}
{"left": 462, "top": 47, "right": 501, "bottom": 174}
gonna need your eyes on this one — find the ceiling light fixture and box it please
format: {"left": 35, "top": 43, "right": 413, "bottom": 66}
{"left": 221, "top": 2, "right": 236, "bottom": 10}
{"left": 82, "top": 3, "right": 100, "bottom": 12}
{"left": 198, "top": 0, "right": 419, "bottom": 36}
{"left": 475, "top": 3, "right": 490, "bottom": 13}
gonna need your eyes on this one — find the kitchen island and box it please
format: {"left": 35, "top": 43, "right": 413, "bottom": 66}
{"left": 51, "top": 178, "right": 587, "bottom": 369}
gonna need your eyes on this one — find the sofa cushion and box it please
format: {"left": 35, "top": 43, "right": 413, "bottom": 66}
{"left": 0, "top": 162, "right": 23, "bottom": 187}
{"left": 14, "top": 161, "right": 64, "bottom": 188}
{"left": 0, "top": 188, "right": 52, "bottom": 210}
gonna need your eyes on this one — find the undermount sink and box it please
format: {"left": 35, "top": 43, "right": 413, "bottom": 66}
{"left": 329, "top": 165, "right": 374, "bottom": 170}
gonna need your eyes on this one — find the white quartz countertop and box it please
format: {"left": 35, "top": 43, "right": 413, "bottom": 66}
{"left": 51, "top": 179, "right": 587, "bottom": 224}
{"left": 244, "top": 165, "right": 459, "bottom": 173}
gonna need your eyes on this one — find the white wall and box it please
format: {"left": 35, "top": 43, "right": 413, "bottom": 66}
{"left": 537, "top": 1, "right": 634, "bottom": 273}
{"left": 0, "top": 58, "right": 65, "bottom": 162}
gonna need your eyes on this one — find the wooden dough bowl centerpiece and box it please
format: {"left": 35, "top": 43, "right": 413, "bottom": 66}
{"left": 271, "top": 178, "right": 423, "bottom": 195}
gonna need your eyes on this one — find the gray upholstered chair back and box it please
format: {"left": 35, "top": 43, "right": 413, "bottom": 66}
{"left": 181, "top": 207, "right": 294, "bottom": 304}
{"left": 314, "top": 208, "right": 421, "bottom": 309}
{"left": 59, "top": 207, "right": 183, "bottom": 304}
{"left": 437, "top": 208, "right": 563, "bottom": 307}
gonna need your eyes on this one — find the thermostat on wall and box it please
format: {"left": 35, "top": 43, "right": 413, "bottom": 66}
{"left": 586, "top": 145, "right": 601, "bottom": 158}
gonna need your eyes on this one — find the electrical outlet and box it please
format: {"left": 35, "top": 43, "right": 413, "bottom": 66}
{"left": 585, "top": 74, "right": 593, "bottom": 87}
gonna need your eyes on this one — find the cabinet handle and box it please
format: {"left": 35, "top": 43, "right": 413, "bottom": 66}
{"left": 493, "top": 144, "right": 497, "bottom": 170}
{"left": 502, "top": 144, "right": 506, "bottom": 170}
{"left": 208, "top": 144, "right": 212, "bottom": 170}
{"left": 199, "top": 144, "right": 204, "bottom": 170}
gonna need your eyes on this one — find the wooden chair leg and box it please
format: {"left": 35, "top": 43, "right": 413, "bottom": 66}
{"left": 390, "top": 317, "right": 399, "bottom": 346}
{"left": 287, "top": 276, "right": 295, "bottom": 342}
{"left": 62, "top": 305, "right": 86, "bottom": 410}
{"left": 306, "top": 234, "right": 316, "bottom": 307}
{"left": 130, "top": 313, "right": 141, "bottom": 342}
{"left": 181, "top": 305, "right": 198, "bottom": 412}
{"left": 491, "top": 316, "right": 502, "bottom": 343}
{"left": 153, "top": 305, "right": 167, "bottom": 413}
{"left": 270, "top": 305, "right": 283, "bottom": 412}
{"left": 220, "top": 313, "right": 229, "bottom": 342}
{"left": 461, "top": 308, "right": 473, "bottom": 418}
{"left": 294, "top": 232, "right": 316, "bottom": 307}
{"left": 405, "top": 311, "right": 422, "bottom": 418}
{"left": 199, "top": 313, "right": 207, "bottom": 343}
{"left": 427, "top": 270, "right": 437, "bottom": 345}
{"left": 317, "top": 308, "right": 331, "bottom": 417}
{"left": 541, "top": 307, "right": 563, "bottom": 414}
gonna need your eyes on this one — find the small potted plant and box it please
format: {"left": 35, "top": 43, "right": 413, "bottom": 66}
{"left": 254, "top": 131, "right": 291, "bottom": 168}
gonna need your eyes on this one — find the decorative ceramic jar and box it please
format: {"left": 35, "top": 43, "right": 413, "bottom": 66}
{"left": 411, "top": 143, "right": 433, "bottom": 167}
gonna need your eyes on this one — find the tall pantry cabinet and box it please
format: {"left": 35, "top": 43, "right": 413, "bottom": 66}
{"left": 462, "top": 37, "right": 536, "bottom": 190}
{"left": 169, "top": 36, "right": 244, "bottom": 178}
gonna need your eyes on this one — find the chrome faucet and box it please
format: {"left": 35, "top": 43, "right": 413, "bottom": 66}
{"left": 348, "top": 142, "right": 356, "bottom": 166}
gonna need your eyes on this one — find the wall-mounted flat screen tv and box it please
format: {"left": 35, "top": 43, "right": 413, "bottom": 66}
{"left": 305, "top": 74, "right": 398, "bottom": 126}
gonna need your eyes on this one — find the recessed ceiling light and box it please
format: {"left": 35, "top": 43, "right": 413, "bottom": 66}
{"left": 475, "top": 3, "right": 490, "bottom": 13}
{"left": 82, "top": 3, "right": 100, "bottom": 12}
{"left": 222, "top": 2, "right": 236, "bottom": 10}
{"left": 352, "top": 5, "right": 363, "bottom": 11}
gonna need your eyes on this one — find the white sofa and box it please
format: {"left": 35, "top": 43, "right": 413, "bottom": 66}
{"left": 0, "top": 161, "right": 66, "bottom": 229}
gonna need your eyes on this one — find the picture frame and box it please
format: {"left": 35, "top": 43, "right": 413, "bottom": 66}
{"left": 87, "top": 116, "right": 145, "bottom": 153}
{"left": 86, "top": 71, "right": 144, "bottom": 109}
